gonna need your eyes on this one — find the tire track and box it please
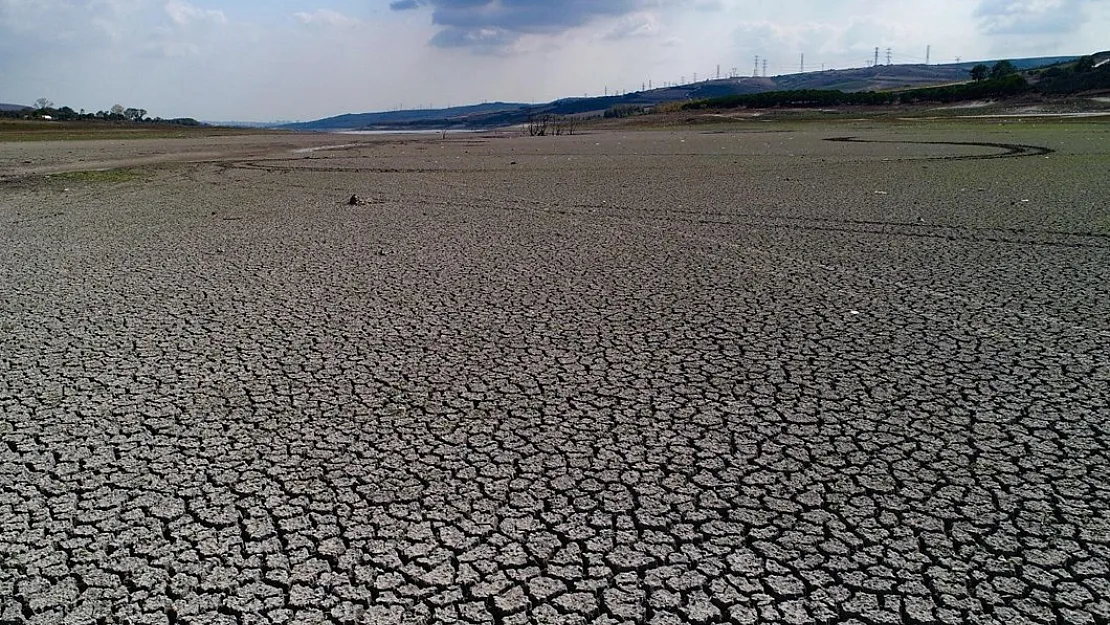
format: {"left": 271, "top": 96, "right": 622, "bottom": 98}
{"left": 825, "top": 136, "right": 1055, "bottom": 160}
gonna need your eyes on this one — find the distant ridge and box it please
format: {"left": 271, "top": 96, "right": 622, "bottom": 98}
{"left": 281, "top": 102, "right": 528, "bottom": 132}
{"left": 0, "top": 103, "right": 31, "bottom": 113}
{"left": 282, "top": 55, "right": 1083, "bottom": 132}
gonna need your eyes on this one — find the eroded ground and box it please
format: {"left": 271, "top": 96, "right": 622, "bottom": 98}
{"left": 2, "top": 122, "right": 1109, "bottom": 624}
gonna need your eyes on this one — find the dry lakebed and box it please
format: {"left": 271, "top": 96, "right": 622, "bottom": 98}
{"left": 2, "top": 121, "right": 1109, "bottom": 624}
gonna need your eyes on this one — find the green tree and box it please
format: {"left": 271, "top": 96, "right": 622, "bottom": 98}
{"left": 990, "top": 60, "right": 1017, "bottom": 79}
{"left": 970, "top": 64, "right": 989, "bottom": 81}
{"left": 1075, "top": 55, "right": 1096, "bottom": 73}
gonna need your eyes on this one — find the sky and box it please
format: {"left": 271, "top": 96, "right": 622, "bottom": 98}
{"left": 1, "top": 0, "right": 1107, "bottom": 121}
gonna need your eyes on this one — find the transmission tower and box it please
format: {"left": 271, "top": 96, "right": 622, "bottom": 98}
{"left": 874, "top": 47, "right": 880, "bottom": 67}
{"left": 800, "top": 53, "right": 805, "bottom": 73}
{"left": 926, "top": 45, "right": 931, "bottom": 65}
{"left": 753, "top": 56, "right": 759, "bottom": 77}
{"left": 763, "top": 59, "right": 768, "bottom": 77}
{"left": 886, "top": 48, "right": 892, "bottom": 65}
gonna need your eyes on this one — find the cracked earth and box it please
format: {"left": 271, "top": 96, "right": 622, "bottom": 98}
{"left": 1, "top": 124, "right": 1109, "bottom": 624}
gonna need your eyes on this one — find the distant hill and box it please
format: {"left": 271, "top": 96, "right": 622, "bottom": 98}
{"left": 774, "top": 64, "right": 975, "bottom": 92}
{"left": 204, "top": 121, "right": 285, "bottom": 128}
{"left": 281, "top": 102, "right": 529, "bottom": 131}
{"left": 1029, "top": 51, "right": 1110, "bottom": 94}
{"left": 0, "top": 103, "right": 30, "bottom": 113}
{"left": 680, "top": 53, "right": 1110, "bottom": 113}
{"left": 282, "top": 55, "right": 1083, "bottom": 131}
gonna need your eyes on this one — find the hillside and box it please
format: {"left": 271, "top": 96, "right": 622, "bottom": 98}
{"left": 0, "top": 103, "right": 30, "bottom": 113}
{"left": 282, "top": 54, "right": 1083, "bottom": 131}
{"left": 1029, "top": 51, "right": 1110, "bottom": 93}
{"left": 281, "top": 102, "right": 528, "bottom": 131}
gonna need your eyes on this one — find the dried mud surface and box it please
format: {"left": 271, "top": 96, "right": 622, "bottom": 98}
{"left": 2, "top": 123, "right": 1110, "bottom": 625}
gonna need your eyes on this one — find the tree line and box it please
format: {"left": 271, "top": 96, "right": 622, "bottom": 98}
{"left": 1032, "top": 55, "right": 1110, "bottom": 94}
{"left": 968, "top": 60, "right": 1017, "bottom": 82}
{"left": 683, "top": 89, "right": 902, "bottom": 110}
{"left": 3, "top": 99, "right": 200, "bottom": 126}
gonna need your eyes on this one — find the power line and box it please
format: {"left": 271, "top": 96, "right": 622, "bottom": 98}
{"left": 889, "top": 50, "right": 930, "bottom": 64}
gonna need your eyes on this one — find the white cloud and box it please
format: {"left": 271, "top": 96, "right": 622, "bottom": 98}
{"left": 164, "top": 0, "right": 226, "bottom": 27}
{"left": 294, "top": 9, "right": 361, "bottom": 29}
{"left": 982, "top": 0, "right": 1110, "bottom": 37}
{"left": 0, "top": 0, "right": 138, "bottom": 42}
{"left": 602, "top": 12, "right": 663, "bottom": 40}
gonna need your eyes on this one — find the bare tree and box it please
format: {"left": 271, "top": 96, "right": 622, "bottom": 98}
{"left": 552, "top": 115, "right": 580, "bottom": 136}
{"left": 110, "top": 104, "right": 125, "bottom": 116}
{"left": 35, "top": 98, "right": 53, "bottom": 110}
{"left": 527, "top": 110, "right": 549, "bottom": 136}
